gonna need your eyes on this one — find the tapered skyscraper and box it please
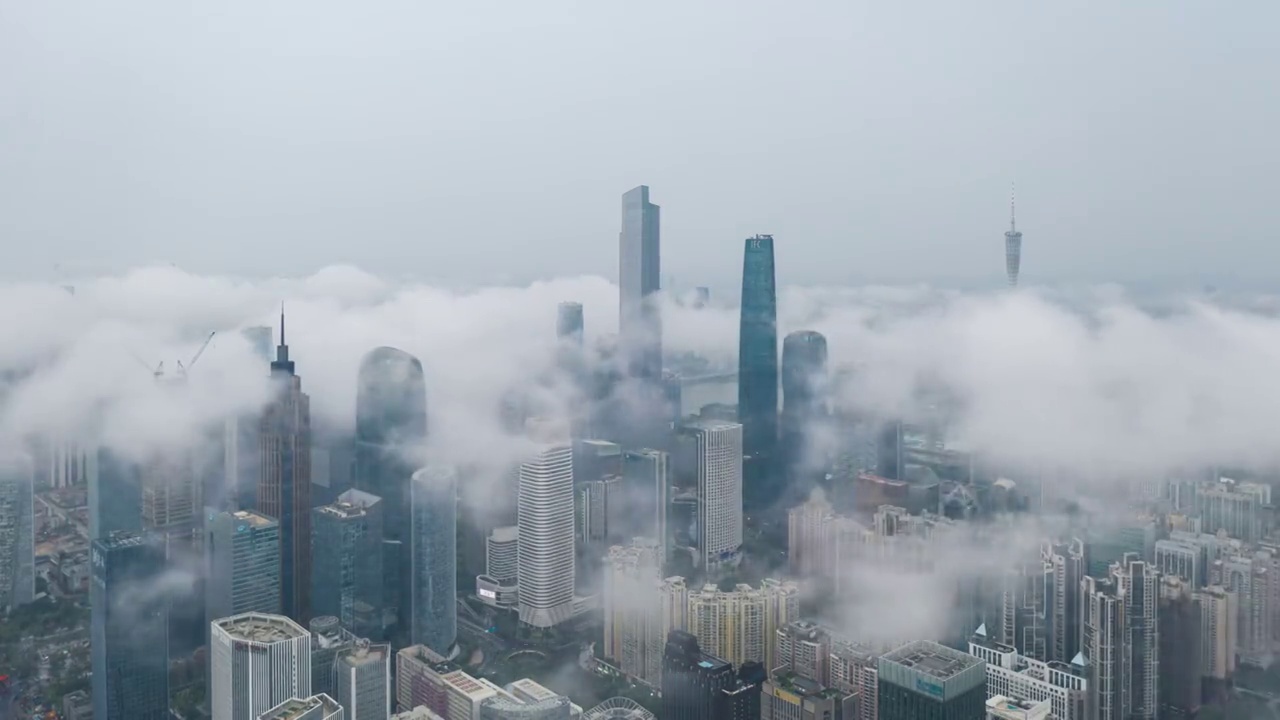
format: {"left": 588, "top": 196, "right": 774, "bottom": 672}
{"left": 738, "top": 234, "right": 779, "bottom": 508}
{"left": 258, "top": 311, "right": 313, "bottom": 624}
{"left": 619, "top": 186, "right": 661, "bottom": 381}
{"left": 354, "top": 346, "right": 427, "bottom": 639}
{"left": 780, "top": 330, "right": 828, "bottom": 480}
{"left": 1005, "top": 186, "right": 1022, "bottom": 286}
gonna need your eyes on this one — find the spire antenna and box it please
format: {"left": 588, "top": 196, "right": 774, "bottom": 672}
{"left": 1010, "top": 183, "right": 1017, "bottom": 233}
{"left": 279, "top": 302, "right": 286, "bottom": 346}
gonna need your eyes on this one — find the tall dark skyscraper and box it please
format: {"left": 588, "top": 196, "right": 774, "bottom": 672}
{"left": 354, "top": 346, "right": 427, "bottom": 640}
{"left": 738, "top": 234, "right": 779, "bottom": 508}
{"left": 91, "top": 531, "right": 170, "bottom": 720}
{"left": 780, "top": 330, "right": 828, "bottom": 480}
{"left": 875, "top": 420, "right": 904, "bottom": 482}
{"left": 662, "top": 631, "right": 736, "bottom": 720}
{"left": 619, "top": 185, "right": 661, "bottom": 382}
{"left": 1005, "top": 186, "right": 1022, "bottom": 287}
{"left": 258, "top": 312, "right": 313, "bottom": 624}
{"left": 87, "top": 448, "right": 141, "bottom": 541}
{"left": 312, "top": 489, "right": 384, "bottom": 638}
{"left": 876, "top": 641, "right": 986, "bottom": 720}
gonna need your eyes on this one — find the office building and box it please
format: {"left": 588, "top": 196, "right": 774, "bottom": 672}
{"left": 0, "top": 453, "right": 34, "bottom": 610}
{"left": 258, "top": 694, "right": 344, "bottom": 720}
{"left": 780, "top": 330, "right": 829, "bottom": 478}
{"left": 620, "top": 449, "right": 669, "bottom": 556}
{"left": 686, "top": 579, "right": 799, "bottom": 670}
{"left": 517, "top": 419, "right": 576, "bottom": 628}
{"left": 478, "top": 525, "right": 519, "bottom": 608}
{"left": 409, "top": 464, "right": 458, "bottom": 653}
{"left": 87, "top": 447, "right": 142, "bottom": 540}
{"left": 1004, "top": 189, "right": 1022, "bottom": 287}
{"left": 480, "top": 694, "right": 572, "bottom": 720}
{"left": 968, "top": 626, "right": 1087, "bottom": 720}
{"left": 355, "top": 346, "right": 428, "bottom": 638}
{"left": 556, "top": 302, "right": 584, "bottom": 347}
{"left": 603, "top": 539, "right": 664, "bottom": 686}
{"left": 737, "top": 234, "right": 779, "bottom": 507}
{"left": 760, "top": 669, "right": 853, "bottom": 720}
{"left": 258, "top": 315, "right": 314, "bottom": 624}
{"left": 312, "top": 489, "right": 383, "bottom": 637}
{"left": 333, "top": 639, "right": 392, "bottom": 720}
{"left": 577, "top": 475, "right": 619, "bottom": 545}
{"left": 311, "top": 616, "right": 354, "bottom": 700}
{"left": 877, "top": 641, "right": 986, "bottom": 720}
{"left": 90, "top": 531, "right": 170, "bottom": 720}
{"left": 206, "top": 509, "right": 282, "bottom": 643}
{"left": 619, "top": 185, "right": 661, "bottom": 382}
{"left": 681, "top": 419, "right": 743, "bottom": 571}
{"left": 661, "top": 631, "right": 736, "bottom": 720}
{"left": 212, "top": 612, "right": 313, "bottom": 720}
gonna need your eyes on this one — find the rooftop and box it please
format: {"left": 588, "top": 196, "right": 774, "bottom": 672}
{"left": 231, "top": 510, "right": 276, "bottom": 527}
{"left": 881, "top": 640, "right": 982, "bottom": 681}
{"left": 216, "top": 613, "right": 309, "bottom": 644}
{"left": 339, "top": 642, "right": 390, "bottom": 668}
{"left": 258, "top": 694, "right": 342, "bottom": 719}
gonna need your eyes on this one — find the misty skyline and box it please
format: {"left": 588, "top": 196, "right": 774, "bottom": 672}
{"left": 2, "top": 2, "right": 1276, "bottom": 287}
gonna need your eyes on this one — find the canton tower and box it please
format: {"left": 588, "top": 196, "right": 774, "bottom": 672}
{"left": 1005, "top": 185, "right": 1023, "bottom": 286}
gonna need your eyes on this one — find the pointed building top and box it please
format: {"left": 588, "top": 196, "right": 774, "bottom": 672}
{"left": 1009, "top": 183, "right": 1017, "bottom": 233}
{"left": 271, "top": 302, "right": 295, "bottom": 376}
{"left": 975, "top": 623, "right": 987, "bottom": 638}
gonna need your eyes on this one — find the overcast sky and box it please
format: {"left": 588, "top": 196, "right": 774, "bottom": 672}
{"left": 1, "top": 1, "right": 1274, "bottom": 289}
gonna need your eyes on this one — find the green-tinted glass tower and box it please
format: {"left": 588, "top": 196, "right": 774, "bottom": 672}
{"left": 738, "top": 234, "right": 779, "bottom": 508}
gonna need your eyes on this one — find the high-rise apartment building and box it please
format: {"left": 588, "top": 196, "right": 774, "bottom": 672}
{"left": 258, "top": 317, "right": 313, "bottom": 624}
{"left": 999, "top": 558, "right": 1051, "bottom": 661}
{"left": 211, "top": 612, "right": 313, "bottom": 720}
{"left": 603, "top": 540, "right": 664, "bottom": 686}
{"left": 737, "top": 234, "right": 779, "bottom": 508}
{"left": 876, "top": 641, "right": 986, "bottom": 720}
{"left": 91, "top": 531, "right": 170, "bottom": 720}
{"left": 662, "top": 631, "right": 736, "bottom": 720}
{"left": 619, "top": 185, "right": 661, "bottom": 382}
{"left": 775, "top": 620, "right": 832, "bottom": 686}
{"left": 312, "top": 489, "right": 384, "bottom": 638}
{"left": 1041, "top": 539, "right": 1086, "bottom": 665}
{"left": 0, "top": 454, "right": 34, "bottom": 610}
{"left": 830, "top": 641, "right": 881, "bottom": 720}
{"left": 206, "top": 509, "right": 282, "bottom": 642}
{"left": 686, "top": 579, "right": 799, "bottom": 670}
{"left": 517, "top": 418, "right": 576, "bottom": 628}
{"left": 787, "top": 488, "right": 835, "bottom": 578}
{"left": 409, "top": 464, "right": 458, "bottom": 654}
{"left": 1197, "top": 585, "right": 1237, "bottom": 699}
{"left": 354, "top": 346, "right": 428, "bottom": 638}
{"left": 1193, "top": 477, "right": 1269, "bottom": 543}
{"left": 1158, "top": 577, "right": 1201, "bottom": 719}
{"left": 682, "top": 419, "right": 743, "bottom": 571}
{"left": 1081, "top": 554, "right": 1160, "bottom": 720}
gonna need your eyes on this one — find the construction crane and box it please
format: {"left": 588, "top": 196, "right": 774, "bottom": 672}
{"left": 176, "top": 331, "right": 216, "bottom": 378}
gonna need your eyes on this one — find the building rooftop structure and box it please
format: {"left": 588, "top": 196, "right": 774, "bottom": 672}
{"left": 258, "top": 693, "right": 343, "bottom": 719}
{"left": 986, "top": 695, "right": 1051, "bottom": 720}
{"left": 881, "top": 640, "right": 982, "bottom": 681}
{"left": 216, "top": 612, "right": 309, "bottom": 644}
{"left": 229, "top": 509, "right": 277, "bottom": 528}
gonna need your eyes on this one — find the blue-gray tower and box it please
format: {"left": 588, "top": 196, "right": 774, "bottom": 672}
{"left": 1005, "top": 186, "right": 1022, "bottom": 286}
{"left": 780, "top": 330, "right": 828, "bottom": 479}
{"left": 556, "top": 302, "right": 584, "bottom": 347}
{"left": 91, "top": 531, "right": 169, "bottom": 720}
{"left": 619, "top": 185, "right": 662, "bottom": 382}
{"left": 312, "top": 489, "right": 384, "bottom": 638}
{"left": 409, "top": 464, "right": 457, "bottom": 655}
{"left": 354, "top": 346, "right": 427, "bottom": 641}
{"left": 738, "top": 234, "right": 779, "bottom": 508}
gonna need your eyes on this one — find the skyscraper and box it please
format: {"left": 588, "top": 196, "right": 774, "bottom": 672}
{"left": 682, "top": 420, "right": 743, "bottom": 571}
{"left": 91, "top": 531, "right": 170, "bottom": 720}
{"left": 212, "top": 612, "right": 313, "bottom": 720}
{"left": 0, "top": 453, "right": 34, "bottom": 610}
{"left": 1043, "top": 538, "right": 1087, "bottom": 665}
{"left": 780, "top": 330, "right": 828, "bottom": 481}
{"left": 312, "top": 489, "right": 384, "bottom": 638}
{"left": 603, "top": 539, "right": 664, "bottom": 686}
{"left": 205, "top": 509, "right": 282, "bottom": 641}
{"left": 737, "top": 234, "right": 778, "bottom": 508}
{"left": 517, "top": 418, "right": 576, "bottom": 629}
{"left": 332, "top": 639, "right": 392, "bottom": 720}
{"left": 258, "top": 313, "right": 313, "bottom": 624}
{"left": 620, "top": 448, "right": 669, "bottom": 555}
{"left": 661, "top": 631, "right": 736, "bottom": 720}
{"left": 86, "top": 447, "right": 141, "bottom": 540}
{"left": 556, "top": 302, "right": 584, "bottom": 347}
{"left": 408, "top": 465, "right": 458, "bottom": 654}
{"left": 354, "top": 346, "right": 428, "bottom": 638}
{"left": 619, "top": 185, "right": 661, "bottom": 382}
{"left": 1005, "top": 187, "right": 1023, "bottom": 287}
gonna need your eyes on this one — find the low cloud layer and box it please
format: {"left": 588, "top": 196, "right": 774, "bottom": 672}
{"left": 2, "top": 266, "right": 1279, "bottom": 485}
